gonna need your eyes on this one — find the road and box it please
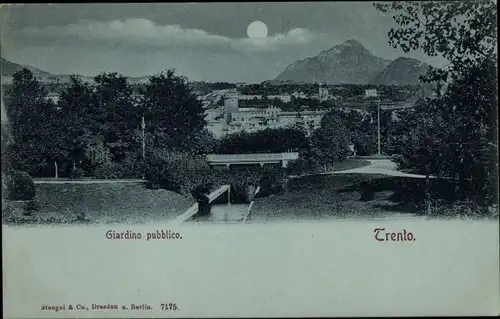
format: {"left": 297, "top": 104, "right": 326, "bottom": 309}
{"left": 327, "top": 159, "right": 432, "bottom": 178}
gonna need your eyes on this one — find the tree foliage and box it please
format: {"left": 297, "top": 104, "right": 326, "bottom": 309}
{"left": 375, "top": 1, "right": 498, "bottom": 205}
{"left": 374, "top": 0, "right": 497, "bottom": 84}
{"left": 216, "top": 127, "right": 309, "bottom": 154}
{"left": 3, "top": 68, "right": 208, "bottom": 179}
{"left": 3, "top": 70, "right": 61, "bottom": 176}
{"left": 311, "top": 111, "right": 351, "bottom": 164}
{"left": 144, "top": 70, "right": 206, "bottom": 151}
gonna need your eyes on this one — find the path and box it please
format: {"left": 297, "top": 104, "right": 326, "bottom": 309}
{"left": 327, "top": 159, "right": 433, "bottom": 178}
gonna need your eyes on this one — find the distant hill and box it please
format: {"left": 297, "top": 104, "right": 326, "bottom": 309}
{"left": 371, "top": 57, "right": 430, "bottom": 85}
{"left": 1, "top": 57, "right": 55, "bottom": 79}
{"left": 275, "top": 39, "right": 391, "bottom": 85}
{"left": 1, "top": 57, "right": 24, "bottom": 77}
{"left": 0, "top": 57, "right": 163, "bottom": 87}
{"left": 1, "top": 57, "right": 97, "bottom": 85}
{"left": 274, "top": 39, "right": 434, "bottom": 86}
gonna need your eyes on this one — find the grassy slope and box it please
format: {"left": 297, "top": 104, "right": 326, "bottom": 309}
{"left": 330, "top": 159, "right": 371, "bottom": 171}
{"left": 251, "top": 173, "right": 498, "bottom": 221}
{"left": 4, "top": 183, "right": 194, "bottom": 224}
{"left": 251, "top": 173, "right": 396, "bottom": 221}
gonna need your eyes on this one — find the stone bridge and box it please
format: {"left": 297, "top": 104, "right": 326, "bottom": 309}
{"left": 206, "top": 152, "right": 299, "bottom": 168}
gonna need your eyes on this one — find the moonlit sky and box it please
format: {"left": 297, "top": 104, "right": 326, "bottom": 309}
{"left": 0, "top": 3, "right": 447, "bottom": 83}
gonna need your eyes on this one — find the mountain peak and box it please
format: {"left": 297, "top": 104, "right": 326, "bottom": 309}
{"left": 342, "top": 39, "right": 364, "bottom": 48}
{"left": 317, "top": 39, "right": 372, "bottom": 59}
{"left": 276, "top": 40, "right": 391, "bottom": 84}
{"left": 393, "top": 56, "right": 422, "bottom": 64}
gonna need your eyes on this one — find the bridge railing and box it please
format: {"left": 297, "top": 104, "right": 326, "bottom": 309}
{"left": 207, "top": 153, "right": 299, "bottom": 162}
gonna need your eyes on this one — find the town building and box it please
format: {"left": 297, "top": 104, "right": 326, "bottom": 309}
{"left": 238, "top": 94, "right": 263, "bottom": 100}
{"left": 45, "top": 92, "right": 60, "bottom": 104}
{"left": 318, "top": 87, "right": 329, "bottom": 101}
{"left": 206, "top": 95, "right": 326, "bottom": 137}
{"left": 292, "top": 91, "right": 307, "bottom": 99}
{"left": 365, "top": 89, "right": 378, "bottom": 97}
{"left": 267, "top": 93, "right": 292, "bottom": 103}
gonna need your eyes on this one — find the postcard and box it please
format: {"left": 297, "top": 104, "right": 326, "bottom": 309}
{"left": 1, "top": 2, "right": 499, "bottom": 318}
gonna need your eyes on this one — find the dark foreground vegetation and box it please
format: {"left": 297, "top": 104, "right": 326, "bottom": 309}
{"left": 250, "top": 174, "right": 499, "bottom": 221}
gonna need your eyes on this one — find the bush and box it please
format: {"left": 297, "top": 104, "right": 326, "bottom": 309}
{"left": 93, "top": 160, "right": 143, "bottom": 179}
{"left": 359, "top": 181, "right": 375, "bottom": 201}
{"left": 287, "top": 159, "right": 306, "bottom": 175}
{"left": 145, "top": 150, "right": 292, "bottom": 201}
{"left": 69, "top": 167, "right": 85, "bottom": 179}
{"left": 93, "top": 163, "right": 124, "bottom": 179}
{"left": 2, "top": 170, "right": 36, "bottom": 200}
{"left": 145, "top": 150, "right": 215, "bottom": 196}
{"left": 260, "top": 166, "right": 287, "bottom": 195}
{"left": 216, "top": 167, "right": 262, "bottom": 202}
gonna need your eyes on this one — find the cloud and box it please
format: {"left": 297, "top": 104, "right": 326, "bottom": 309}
{"left": 7, "top": 18, "right": 326, "bottom": 55}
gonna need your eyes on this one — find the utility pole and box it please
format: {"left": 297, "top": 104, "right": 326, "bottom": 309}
{"left": 377, "top": 98, "right": 381, "bottom": 156}
{"left": 141, "top": 115, "right": 146, "bottom": 179}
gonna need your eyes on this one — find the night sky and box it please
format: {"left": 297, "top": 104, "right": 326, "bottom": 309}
{"left": 1, "top": 3, "right": 447, "bottom": 82}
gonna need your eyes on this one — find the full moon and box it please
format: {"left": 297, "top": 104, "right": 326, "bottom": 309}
{"left": 247, "top": 21, "right": 268, "bottom": 38}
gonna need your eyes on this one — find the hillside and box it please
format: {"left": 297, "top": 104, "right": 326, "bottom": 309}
{"left": 371, "top": 57, "right": 430, "bottom": 85}
{"left": 275, "top": 39, "right": 392, "bottom": 85}
{"left": 1, "top": 57, "right": 96, "bottom": 84}
{"left": 1, "top": 57, "right": 55, "bottom": 79}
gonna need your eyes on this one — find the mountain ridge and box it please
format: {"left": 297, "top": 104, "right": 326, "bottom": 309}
{"left": 370, "top": 56, "right": 430, "bottom": 85}
{"left": 275, "top": 39, "right": 430, "bottom": 86}
{"left": 1, "top": 57, "right": 150, "bottom": 85}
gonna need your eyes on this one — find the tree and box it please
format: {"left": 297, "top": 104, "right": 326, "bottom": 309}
{"left": 323, "top": 108, "right": 378, "bottom": 156}
{"left": 375, "top": 1, "right": 498, "bottom": 205}
{"left": 308, "top": 111, "right": 350, "bottom": 168}
{"left": 374, "top": 1, "right": 497, "bottom": 85}
{"left": 144, "top": 70, "right": 206, "bottom": 152}
{"left": 1, "top": 122, "right": 14, "bottom": 173}
{"left": 57, "top": 75, "right": 97, "bottom": 175}
{"left": 93, "top": 72, "right": 139, "bottom": 163}
{"left": 3, "top": 69, "right": 61, "bottom": 176}
{"left": 180, "top": 129, "right": 217, "bottom": 155}
{"left": 215, "top": 127, "right": 309, "bottom": 154}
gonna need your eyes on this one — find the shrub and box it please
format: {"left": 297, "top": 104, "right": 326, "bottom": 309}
{"left": 69, "top": 167, "right": 85, "bottom": 179}
{"left": 218, "top": 167, "right": 262, "bottom": 202}
{"left": 287, "top": 159, "right": 306, "bottom": 176}
{"left": 2, "top": 170, "right": 36, "bottom": 200}
{"left": 93, "top": 160, "right": 143, "bottom": 179}
{"left": 359, "top": 181, "right": 375, "bottom": 201}
{"left": 145, "top": 150, "right": 215, "bottom": 196}
{"left": 260, "top": 166, "right": 287, "bottom": 195}
{"left": 93, "top": 163, "right": 124, "bottom": 179}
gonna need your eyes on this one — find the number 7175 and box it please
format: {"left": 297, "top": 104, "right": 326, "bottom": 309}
{"left": 160, "top": 303, "right": 178, "bottom": 311}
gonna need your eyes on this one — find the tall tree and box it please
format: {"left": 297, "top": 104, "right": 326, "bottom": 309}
{"left": 57, "top": 75, "right": 97, "bottom": 175}
{"left": 375, "top": 1, "right": 498, "bottom": 204}
{"left": 93, "top": 72, "right": 139, "bottom": 162}
{"left": 3, "top": 69, "right": 60, "bottom": 176}
{"left": 309, "top": 111, "right": 350, "bottom": 166}
{"left": 143, "top": 70, "right": 206, "bottom": 151}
